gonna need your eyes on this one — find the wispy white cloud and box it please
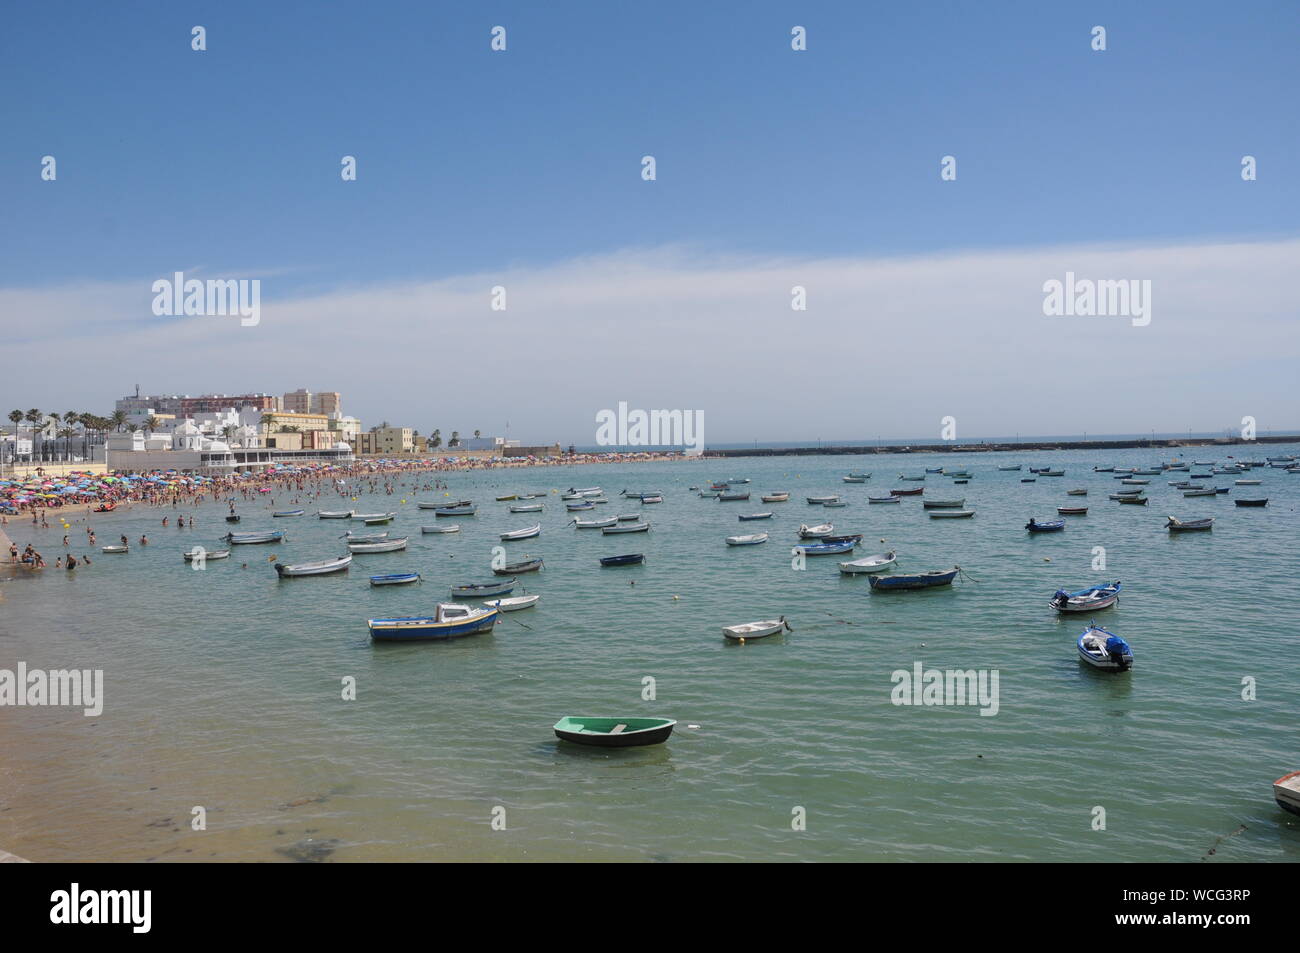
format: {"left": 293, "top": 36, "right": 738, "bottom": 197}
{"left": 3, "top": 238, "right": 1297, "bottom": 441}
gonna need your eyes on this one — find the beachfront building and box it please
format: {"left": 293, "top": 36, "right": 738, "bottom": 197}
{"left": 114, "top": 391, "right": 279, "bottom": 416}
{"left": 106, "top": 422, "right": 354, "bottom": 473}
{"left": 351, "top": 427, "right": 415, "bottom": 455}
{"left": 282, "top": 388, "right": 343, "bottom": 416}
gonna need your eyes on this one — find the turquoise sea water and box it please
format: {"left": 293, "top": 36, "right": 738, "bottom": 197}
{"left": 2, "top": 447, "right": 1299, "bottom": 862}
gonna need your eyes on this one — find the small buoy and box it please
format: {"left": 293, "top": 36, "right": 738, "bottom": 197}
{"left": 739, "top": 637, "right": 746, "bottom": 644}
{"left": 1044, "top": 557, "right": 1051, "bottom": 562}
{"left": 673, "top": 595, "right": 679, "bottom": 600}
{"left": 629, "top": 580, "right": 635, "bottom": 586}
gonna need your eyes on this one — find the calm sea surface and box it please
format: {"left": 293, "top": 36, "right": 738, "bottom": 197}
{"left": 2, "top": 447, "right": 1298, "bottom": 862}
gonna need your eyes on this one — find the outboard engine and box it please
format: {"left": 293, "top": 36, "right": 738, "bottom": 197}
{"left": 1105, "top": 635, "right": 1131, "bottom": 670}
{"left": 1052, "top": 589, "right": 1069, "bottom": 607}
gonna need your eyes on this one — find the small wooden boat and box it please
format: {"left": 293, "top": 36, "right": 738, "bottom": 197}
{"left": 839, "top": 551, "right": 897, "bottom": 574}
{"left": 821, "top": 534, "right": 862, "bottom": 546}
{"left": 718, "top": 491, "right": 750, "bottom": 501}
{"left": 1041, "top": 469, "right": 1065, "bottom": 477}
{"left": 602, "top": 522, "right": 649, "bottom": 534}
{"left": 495, "top": 494, "right": 518, "bottom": 502}
{"left": 842, "top": 475, "right": 867, "bottom": 483}
{"left": 317, "top": 510, "right": 353, "bottom": 518}
{"left": 419, "top": 499, "right": 472, "bottom": 510}
{"left": 889, "top": 487, "right": 924, "bottom": 496}
{"left": 1092, "top": 466, "right": 1113, "bottom": 472}
{"left": 568, "top": 487, "right": 602, "bottom": 495}
{"left": 435, "top": 505, "right": 476, "bottom": 517}
{"left": 998, "top": 465, "right": 1023, "bottom": 471}
{"left": 101, "top": 544, "right": 129, "bottom": 553}
{"left": 450, "top": 579, "right": 515, "bottom": 598}
{"left": 495, "top": 558, "right": 543, "bottom": 575}
{"left": 500, "top": 524, "right": 541, "bottom": 541}
{"left": 183, "top": 548, "right": 229, "bottom": 561}
{"left": 1274, "top": 771, "right": 1300, "bottom": 816}
{"left": 1026, "top": 518, "right": 1065, "bottom": 532}
{"left": 639, "top": 495, "right": 663, "bottom": 504}
{"left": 761, "top": 492, "right": 790, "bottom": 503}
{"left": 276, "top": 554, "right": 353, "bottom": 577}
{"left": 510, "top": 503, "right": 544, "bottom": 513}
{"left": 722, "top": 617, "right": 790, "bottom": 641}
{"left": 821, "top": 500, "right": 847, "bottom": 508}
{"left": 1165, "top": 516, "right": 1213, "bottom": 532}
{"left": 943, "top": 469, "right": 971, "bottom": 478}
{"left": 343, "top": 530, "right": 389, "bottom": 542}
{"left": 1066, "top": 488, "right": 1088, "bottom": 496}
{"left": 368, "top": 603, "right": 499, "bottom": 642}
{"left": 486, "top": 594, "right": 540, "bottom": 612}
{"left": 868, "top": 495, "right": 901, "bottom": 504}
{"left": 953, "top": 479, "right": 969, "bottom": 484}
{"left": 1214, "top": 486, "right": 1230, "bottom": 494}
{"left": 1077, "top": 625, "right": 1133, "bottom": 671}
{"left": 1116, "top": 496, "right": 1149, "bottom": 505}
{"left": 798, "top": 522, "right": 834, "bottom": 538}
{"left": 1235, "top": 479, "right": 1262, "bottom": 486}
{"left": 726, "top": 533, "right": 769, "bottom": 546}
{"left": 1111, "top": 488, "right": 1142, "bottom": 497}
{"left": 1183, "top": 488, "right": 1216, "bottom": 497}
{"left": 1021, "top": 478, "right": 1037, "bottom": 482}
{"left": 553, "top": 716, "right": 675, "bottom": 747}
{"left": 347, "top": 537, "right": 408, "bottom": 553}
{"left": 225, "top": 530, "right": 284, "bottom": 544}
{"left": 1235, "top": 498, "right": 1268, "bottom": 507}
{"left": 1050, "top": 581, "right": 1120, "bottom": 612}
{"left": 1057, "top": 506, "right": 1089, "bottom": 515}
{"left": 572, "top": 516, "right": 618, "bottom": 528}
{"left": 922, "top": 498, "right": 965, "bottom": 508}
{"left": 738, "top": 512, "right": 773, "bottom": 521}
{"left": 422, "top": 524, "right": 461, "bottom": 533}
{"left": 868, "top": 567, "right": 959, "bottom": 590}
{"left": 794, "top": 540, "right": 856, "bottom": 555}
{"left": 370, "top": 572, "right": 421, "bottom": 586}
{"left": 806, "top": 495, "right": 839, "bottom": 504}
{"left": 273, "top": 509, "right": 305, "bottom": 517}
{"left": 1121, "top": 479, "right": 1149, "bottom": 486}
{"left": 565, "top": 501, "right": 596, "bottom": 511}
{"left": 600, "top": 553, "right": 644, "bottom": 566}
{"left": 616, "top": 513, "right": 642, "bottom": 521}
{"left": 929, "top": 509, "right": 975, "bottom": 519}
{"left": 225, "top": 515, "right": 240, "bottom": 523}
{"left": 847, "top": 472, "right": 871, "bottom": 480}
{"left": 364, "top": 515, "right": 396, "bottom": 525}
{"left": 899, "top": 474, "right": 926, "bottom": 482}
{"left": 352, "top": 512, "right": 392, "bottom": 520}
{"left": 925, "top": 467, "right": 944, "bottom": 474}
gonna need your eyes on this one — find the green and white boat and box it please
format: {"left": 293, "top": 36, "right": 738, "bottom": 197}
{"left": 552, "top": 716, "right": 677, "bottom": 748}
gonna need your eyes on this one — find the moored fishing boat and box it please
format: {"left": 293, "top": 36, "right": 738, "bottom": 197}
{"left": 1183, "top": 488, "right": 1216, "bottom": 497}
{"left": 1066, "top": 489, "right": 1088, "bottom": 496}
{"left": 929, "top": 509, "right": 975, "bottom": 518}
{"left": 565, "top": 501, "right": 596, "bottom": 511}
{"left": 639, "top": 495, "right": 663, "bottom": 504}
{"left": 183, "top": 547, "right": 229, "bottom": 561}
{"left": 275, "top": 554, "right": 353, "bottom": 577}
{"left": 343, "top": 531, "right": 389, "bottom": 542}
{"left": 889, "top": 487, "right": 924, "bottom": 496}
{"left": 1077, "top": 624, "right": 1133, "bottom": 671}
{"left": 722, "top": 617, "right": 790, "bottom": 641}
{"left": 273, "top": 509, "right": 305, "bottom": 517}
{"left": 495, "top": 558, "right": 543, "bottom": 574}
{"left": 599, "top": 553, "right": 644, "bottom": 566}
{"left": 317, "top": 510, "right": 353, "bottom": 518}
{"left": 1117, "top": 496, "right": 1149, "bottom": 505}
{"left": 1050, "top": 581, "right": 1120, "bottom": 612}
{"left": 822, "top": 500, "right": 848, "bottom": 508}
{"left": 368, "top": 603, "right": 499, "bottom": 642}
{"left": 999, "top": 465, "right": 1023, "bottom": 471}
{"left": 922, "top": 498, "right": 965, "bottom": 508}
{"left": 352, "top": 512, "right": 393, "bottom": 520}
{"left": 510, "top": 503, "right": 544, "bottom": 512}
{"left": 224, "top": 530, "right": 284, "bottom": 544}
{"left": 842, "top": 475, "right": 867, "bottom": 483}
{"left": 718, "top": 491, "right": 750, "bottom": 501}
{"left": 1165, "top": 516, "right": 1214, "bottom": 532}
{"left": 364, "top": 514, "right": 396, "bottom": 525}
{"left": 500, "top": 523, "right": 541, "bottom": 541}
{"left": 347, "top": 537, "right": 408, "bottom": 553}
{"left": 450, "top": 579, "right": 515, "bottom": 598}
{"left": 617, "top": 513, "right": 641, "bottom": 521}
{"left": 838, "top": 551, "right": 897, "bottom": 574}
{"left": 101, "top": 544, "right": 129, "bottom": 553}
{"left": 553, "top": 716, "right": 675, "bottom": 747}
{"left": 486, "top": 594, "right": 540, "bottom": 612}
{"left": 738, "top": 512, "right": 773, "bottom": 521}
{"left": 495, "top": 494, "right": 517, "bottom": 502}
{"left": 761, "top": 492, "right": 790, "bottom": 502}
{"left": 1273, "top": 771, "right": 1300, "bottom": 816}
{"left": 798, "top": 522, "right": 834, "bottom": 538}
{"left": 1235, "top": 498, "right": 1268, "bottom": 507}
{"left": 1026, "top": 518, "right": 1065, "bottom": 532}
{"left": 602, "top": 521, "right": 649, "bottom": 534}
{"left": 794, "top": 540, "right": 856, "bottom": 555}
{"left": 806, "top": 495, "right": 839, "bottom": 504}
{"left": 571, "top": 516, "right": 617, "bottom": 528}
{"left": 1235, "top": 479, "right": 1262, "bottom": 486}
{"left": 820, "top": 534, "right": 862, "bottom": 546}
{"left": 435, "top": 504, "right": 476, "bottom": 516}
{"left": 868, "top": 495, "right": 901, "bottom": 503}
{"left": 1057, "top": 506, "right": 1089, "bottom": 515}
{"left": 868, "top": 567, "right": 959, "bottom": 590}
{"left": 725, "top": 533, "right": 769, "bottom": 546}
{"left": 369, "top": 572, "right": 421, "bottom": 586}
{"left": 419, "top": 499, "right": 472, "bottom": 509}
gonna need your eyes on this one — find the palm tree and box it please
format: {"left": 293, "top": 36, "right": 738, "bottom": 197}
{"left": 221, "top": 424, "right": 236, "bottom": 443}
{"left": 126, "top": 424, "right": 139, "bottom": 433}
{"left": 474, "top": 429, "right": 481, "bottom": 439}
{"left": 110, "top": 409, "right": 127, "bottom": 432}
{"left": 8, "top": 409, "right": 23, "bottom": 428}
{"left": 450, "top": 430, "right": 460, "bottom": 447}
{"left": 429, "top": 429, "right": 442, "bottom": 449}
{"left": 142, "top": 415, "right": 160, "bottom": 437}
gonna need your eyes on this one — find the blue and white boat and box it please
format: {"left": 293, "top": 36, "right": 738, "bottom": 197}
{"left": 370, "top": 572, "right": 421, "bottom": 586}
{"left": 434, "top": 504, "right": 476, "bottom": 516}
{"left": 1077, "top": 624, "right": 1133, "bottom": 671}
{"left": 225, "top": 530, "right": 284, "bottom": 544}
{"left": 566, "top": 501, "right": 596, "bottom": 511}
{"left": 1026, "top": 518, "right": 1065, "bottom": 533}
{"left": 867, "top": 567, "right": 959, "bottom": 590}
{"left": 738, "top": 512, "right": 773, "bottom": 521}
{"left": 794, "top": 540, "right": 855, "bottom": 556}
{"left": 1050, "top": 581, "right": 1120, "bottom": 613}
{"left": 273, "top": 509, "right": 305, "bottom": 517}
{"left": 450, "top": 579, "right": 515, "bottom": 599}
{"left": 600, "top": 553, "right": 644, "bottom": 566}
{"left": 368, "top": 603, "right": 499, "bottom": 641}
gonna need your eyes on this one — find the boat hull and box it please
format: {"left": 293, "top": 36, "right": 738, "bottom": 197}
{"left": 553, "top": 717, "right": 675, "bottom": 747}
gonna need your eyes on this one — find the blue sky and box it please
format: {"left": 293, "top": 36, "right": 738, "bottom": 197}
{"left": 2, "top": 2, "right": 1297, "bottom": 441}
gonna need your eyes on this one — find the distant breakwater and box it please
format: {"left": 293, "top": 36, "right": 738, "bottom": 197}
{"left": 701, "top": 435, "right": 1300, "bottom": 458}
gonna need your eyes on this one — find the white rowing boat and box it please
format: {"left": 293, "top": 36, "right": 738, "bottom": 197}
{"left": 722, "top": 617, "right": 791, "bottom": 641}
{"left": 486, "top": 594, "right": 541, "bottom": 612}
{"left": 347, "top": 538, "right": 408, "bottom": 553}
{"left": 838, "top": 551, "right": 897, "bottom": 574}
{"left": 725, "top": 533, "right": 769, "bottom": 546}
